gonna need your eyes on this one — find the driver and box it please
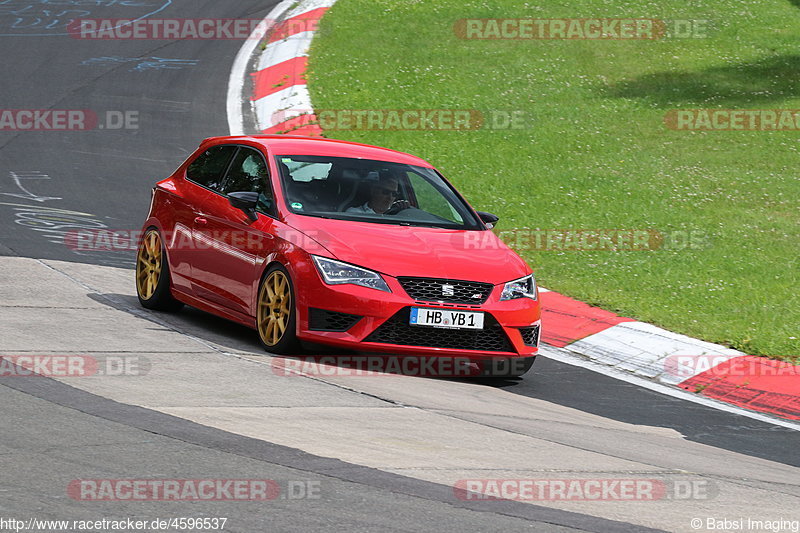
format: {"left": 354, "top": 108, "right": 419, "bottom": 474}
{"left": 346, "top": 173, "right": 410, "bottom": 215}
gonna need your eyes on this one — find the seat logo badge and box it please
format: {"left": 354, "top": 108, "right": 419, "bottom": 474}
{"left": 442, "top": 284, "right": 455, "bottom": 297}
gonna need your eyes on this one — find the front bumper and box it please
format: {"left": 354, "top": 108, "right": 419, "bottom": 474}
{"left": 294, "top": 270, "right": 540, "bottom": 360}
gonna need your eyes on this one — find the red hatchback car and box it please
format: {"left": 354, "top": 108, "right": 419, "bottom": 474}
{"left": 136, "top": 135, "right": 541, "bottom": 377}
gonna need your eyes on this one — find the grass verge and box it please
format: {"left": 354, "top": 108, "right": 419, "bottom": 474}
{"left": 307, "top": 0, "right": 800, "bottom": 362}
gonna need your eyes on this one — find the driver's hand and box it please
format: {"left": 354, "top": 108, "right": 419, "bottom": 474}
{"left": 386, "top": 200, "right": 410, "bottom": 214}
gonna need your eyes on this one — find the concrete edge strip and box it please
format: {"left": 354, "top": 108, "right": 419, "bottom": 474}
{"left": 0, "top": 368, "right": 662, "bottom": 533}
{"left": 228, "top": 0, "right": 800, "bottom": 422}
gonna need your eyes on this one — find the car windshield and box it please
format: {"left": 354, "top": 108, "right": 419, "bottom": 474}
{"left": 275, "top": 155, "right": 482, "bottom": 230}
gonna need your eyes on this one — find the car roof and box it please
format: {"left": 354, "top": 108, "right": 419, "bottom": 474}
{"left": 200, "top": 135, "right": 434, "bottom": 168}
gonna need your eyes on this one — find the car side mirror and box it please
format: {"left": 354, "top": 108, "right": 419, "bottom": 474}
{"left": 228, "top": 191, "right": 259, "bottom": 222}
{"left": 476, "top": 211, "right": 499, "bottom": 229}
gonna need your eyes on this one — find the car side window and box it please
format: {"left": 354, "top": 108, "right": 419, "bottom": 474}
{"left": 220, "top": 147, "right": 275, "bottom": 215}
{"left": 186, "top": 145, "right": 237, "bottom": 191}
{"left": 406, "top": 171, "right": 464, "bottom": 224}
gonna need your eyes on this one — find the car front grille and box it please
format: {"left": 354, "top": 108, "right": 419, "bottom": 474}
{"left": 364, "top": 307, "right": 513, "bottom": 352}
{"left": 518, "top": 325, "right": 540, "bottom": 347}
{"left": 308, "top": 308, "right": 362, "bottom": 332}
{"left": 398, "top": 277, "right": 493, "bottom": 304}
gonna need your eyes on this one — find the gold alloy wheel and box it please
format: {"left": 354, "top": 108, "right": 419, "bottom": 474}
{"left": 258, "top": 270, "right": 292, "bottom": 346}
{"left": 136, "top": 230, "right": 163, "bottom": 300}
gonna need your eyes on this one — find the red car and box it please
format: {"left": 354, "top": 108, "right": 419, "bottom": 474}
{"left": 136, "top": 135, "right": 540, "bottom": 377}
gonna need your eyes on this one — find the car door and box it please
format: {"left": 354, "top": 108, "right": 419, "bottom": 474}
{"left": 189, "top": 146, "right": 278, "bottom": 317}
{"left": 170, "top": 144, "right": 238, "bottom": 293}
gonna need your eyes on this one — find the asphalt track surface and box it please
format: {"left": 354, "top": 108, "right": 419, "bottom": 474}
{"left": 1, "top": 1, "right": 799, "bottom": 532}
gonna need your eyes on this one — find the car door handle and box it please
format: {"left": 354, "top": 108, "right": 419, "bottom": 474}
{"left": 194, "top": 216, "right": 208, "bottom": 225}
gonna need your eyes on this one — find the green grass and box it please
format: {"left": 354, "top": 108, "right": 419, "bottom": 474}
{"left": 307, "top": 0, "right": 800, "bottom": 362}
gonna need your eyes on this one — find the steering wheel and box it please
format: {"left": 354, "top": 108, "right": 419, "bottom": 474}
{"left": 385, "top": 200, "right": 411, "bottom": 215}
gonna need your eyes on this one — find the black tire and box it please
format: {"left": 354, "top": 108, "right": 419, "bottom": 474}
{"left": 256, "top": 264, "right": 300, "bottom": 354}
{"left": 478, "top": 356, "right": 536, "bottom": 378}
{"left": 135, "top": 228, "right": 184, "bottom": 312}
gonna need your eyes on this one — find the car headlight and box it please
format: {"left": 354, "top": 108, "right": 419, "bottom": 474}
{"left": 312, "top": 256, "right": 391, "bottom": 293}
{"left": 500, "top": 274, "right": 537, "bottom": 301}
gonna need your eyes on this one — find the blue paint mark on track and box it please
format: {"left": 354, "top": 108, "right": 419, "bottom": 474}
{"left": 82, "top": 56, "right": 199, "bottom": 71}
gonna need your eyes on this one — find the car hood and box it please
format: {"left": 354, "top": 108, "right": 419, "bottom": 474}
{"left": 286, "top": 216, "right": 530, "bottom": 284}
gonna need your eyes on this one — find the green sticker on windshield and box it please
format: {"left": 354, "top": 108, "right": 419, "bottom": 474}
{"left": 282, "top": 158, "right": 292, "bottom": 163}
{"left": 291, "top": 202, "right": 303, "bottom": 210}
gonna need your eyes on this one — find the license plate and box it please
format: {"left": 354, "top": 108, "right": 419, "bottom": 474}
{"left": 410, "top": 307, "right": 484, "bottom": 330}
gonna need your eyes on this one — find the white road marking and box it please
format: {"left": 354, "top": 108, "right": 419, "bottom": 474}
{"left": 569, "top": 321, "right": 743, "bottom": 382}
{"left": 2, "top": 171, "right": 61, "bottom": 202}
{"left": 258, "top": 31, "right": 315, "bottom": 70}
{"left": 253, "top": 84, "right": 314, "bottom": 130}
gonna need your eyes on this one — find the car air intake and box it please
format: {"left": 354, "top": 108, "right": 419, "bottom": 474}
{"left": 308, "top": 308, "right": 363, "bottom": 332}
{"left": 518, "top": 325, "right": 540, "bottom": 347}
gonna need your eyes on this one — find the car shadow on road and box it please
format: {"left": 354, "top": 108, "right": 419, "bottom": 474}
{"left": 89, "top": 292, "right": 265, "bottom": 353}
{"left": 88, "top": 292, "right": 532, "bottom": 386}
